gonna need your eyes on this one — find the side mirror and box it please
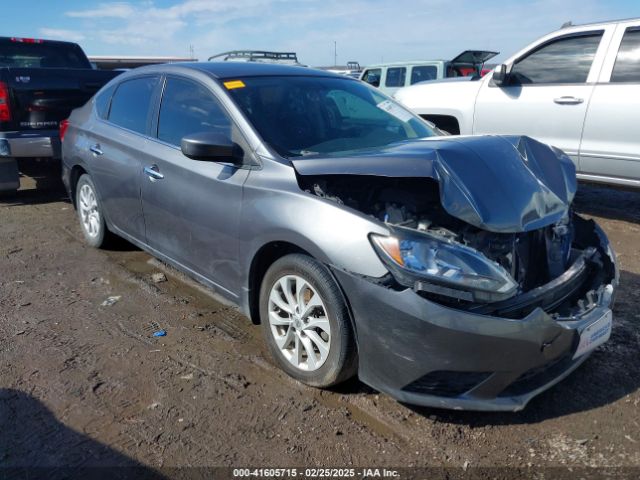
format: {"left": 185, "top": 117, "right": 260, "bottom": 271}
{"left": 492, "top": 64, "right": 509, "bottom": 87}
{"left": 181, "top": 132, "right": 242, "bottom": 164}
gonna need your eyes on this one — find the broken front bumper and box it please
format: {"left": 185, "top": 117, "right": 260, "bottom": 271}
{"left": 333, "top": 219, "right": 618, "bottom": 412}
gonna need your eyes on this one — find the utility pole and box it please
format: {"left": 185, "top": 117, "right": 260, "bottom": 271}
{"left": 334, "top": 41, "right": 337, "bottom": 66}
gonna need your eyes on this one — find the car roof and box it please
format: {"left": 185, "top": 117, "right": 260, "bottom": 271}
{"left": 565, "top": 16, "right": 640, "bottom": 28}
{"left": 133, "top": 61, "right": 343, "bottom": 79}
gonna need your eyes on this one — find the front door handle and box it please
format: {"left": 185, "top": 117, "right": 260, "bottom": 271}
{"left": 144, "top": 165, "right": 164, "bottom": 181}
{"left": 553, "top": 96, "right": 584, "bottom": 105}
{"left": 89, "top": 144, "right": 103, "bottom": 156}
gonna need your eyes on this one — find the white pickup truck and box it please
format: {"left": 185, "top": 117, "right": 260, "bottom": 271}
{"left": 395, "top": 18, "right": 640, "bottom": 188}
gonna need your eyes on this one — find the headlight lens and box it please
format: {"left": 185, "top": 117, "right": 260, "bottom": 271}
{"left": 370, "top": 229, "right": 518, "bottom": 302}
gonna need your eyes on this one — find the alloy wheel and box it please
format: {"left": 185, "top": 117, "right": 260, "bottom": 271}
{"left": 268, "top": 275, "right": 331, "bottom": 371}
{"left": 78, "top": 183, "right": 100, "bottom": 238}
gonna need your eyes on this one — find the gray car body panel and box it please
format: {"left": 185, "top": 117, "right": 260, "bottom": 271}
{"left": 61, "top": 63, "right": 617, "bottom": 411}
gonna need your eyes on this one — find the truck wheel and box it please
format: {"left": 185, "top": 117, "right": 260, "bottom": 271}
{"left": 259, "top": 254, "right": 358, "bottom": 387}
{"left": 75, "top": 174, "right": 110, "bottom": 248}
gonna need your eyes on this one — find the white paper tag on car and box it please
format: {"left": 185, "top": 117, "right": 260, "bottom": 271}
{"left": 377, "top": 100, "right": 414, "bottom": 123}
{"left": 573, "top": 309, "right": 612, "bottom": 359}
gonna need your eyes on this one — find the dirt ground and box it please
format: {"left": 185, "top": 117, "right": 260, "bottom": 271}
{"left": 1, "top": 160, "right": 639, "bottom": 478}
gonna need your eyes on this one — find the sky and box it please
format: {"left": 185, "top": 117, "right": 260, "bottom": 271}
{"left": 6, "top": 0, "right": 640, "bottom": 66}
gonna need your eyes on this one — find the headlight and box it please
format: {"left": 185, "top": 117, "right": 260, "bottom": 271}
{"left": 370, "top": 229, "right": 518, "bottom": 303}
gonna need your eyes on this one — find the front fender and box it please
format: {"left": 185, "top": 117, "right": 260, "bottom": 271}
{"left": 240, "top": 189, "right": 390, "bottom": 280}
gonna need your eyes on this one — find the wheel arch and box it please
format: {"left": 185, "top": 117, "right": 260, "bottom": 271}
{"left": 69, "top": 164, "right": 89, "bottom": 208}
{"left": 246, "top": 240, "right": 358, "bottom": 346}
{"left": 247, "top": 241, "right": 311, "bottom": 325}
{"left": 419, "top": 114, "right": 461, "bottom": 135}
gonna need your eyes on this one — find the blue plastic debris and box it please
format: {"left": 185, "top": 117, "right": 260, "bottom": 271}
{"left": 152, "top": 330, "right": 167, "bottom": 337}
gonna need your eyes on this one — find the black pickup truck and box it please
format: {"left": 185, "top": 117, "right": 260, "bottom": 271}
{"left": 0, "top": 36, "right": 121, "bottom": 193}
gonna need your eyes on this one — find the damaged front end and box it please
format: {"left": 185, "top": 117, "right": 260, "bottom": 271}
{"left": 299, "top": 175, "right": 616, "bottom": 316}
{"left": 294, "top": 135, "right": 618, "bottom": 410}
{"left": 294, "top": 135, "right": 616, "bottom": 315}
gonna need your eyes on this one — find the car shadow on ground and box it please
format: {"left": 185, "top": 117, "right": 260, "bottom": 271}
{"left": 0, "top": 159, "right": 68, "bottom": 206}
{"left": 573, "top": 182, "right": 640, "bottom": 225}
{"left": 0, "top": 389, "right": 164, "bottom": 479}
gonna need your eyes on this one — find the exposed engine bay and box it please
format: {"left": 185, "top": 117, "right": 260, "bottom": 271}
{"left": 300, "top": 174, "right": 616, "bottom": 317}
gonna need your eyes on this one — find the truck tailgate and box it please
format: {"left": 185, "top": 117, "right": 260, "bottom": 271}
{"left": 2, "top": 68, "right": 120, "bottom": 131}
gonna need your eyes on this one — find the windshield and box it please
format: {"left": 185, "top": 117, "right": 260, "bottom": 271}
{"left": 224, "top": 75, "right": 437, "bottom": 158}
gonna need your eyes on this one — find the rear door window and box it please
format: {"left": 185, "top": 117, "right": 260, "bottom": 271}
{"left": 157, "top": 77, "right": 231, "bottom": 147}
{"left": 385, "top": 67, "right": 406, "bottom": 87}
{"left": 410, "top": 65, "right": 437, "bottom": 84}
{"left": 108, "top": 76, "right": 159, "bottom": 135}
{"left": 611, "top": 27, "right": 640, "bottom": 82}
{"left": 361, "top": 69, "right": 381, "bottom": 87}
{"left": 510, "top": 32, "right": 603, "bottom": 84}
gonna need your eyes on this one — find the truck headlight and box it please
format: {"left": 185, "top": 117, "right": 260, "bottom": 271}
{"left": 370, "top": 229, "right": 518, "bottom": 303}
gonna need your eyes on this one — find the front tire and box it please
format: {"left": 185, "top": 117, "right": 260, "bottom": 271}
{"left": 75, "top": 174, "right": 109, "bottom": 248}
{"left": 259, "top": 254, "right": 357, "bottom": 387}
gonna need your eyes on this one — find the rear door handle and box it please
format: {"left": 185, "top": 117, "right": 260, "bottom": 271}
{"left": 89, "top": 144, "right": 103, "bottom": 156}
{"left": 144, "top": 165, "right": 164, "bottom": 181}
{"left": 553, "top": 96, "right": 584, "bottom": 105}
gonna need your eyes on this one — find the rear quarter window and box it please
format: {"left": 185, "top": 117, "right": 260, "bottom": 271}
{"left": 94, "top": 84, "right": 116, "bottom": 120}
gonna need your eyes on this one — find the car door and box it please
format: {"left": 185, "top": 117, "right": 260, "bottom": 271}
{"left": 90, "top": 75, "right": 160, "bottom": 241}
{"left": 141, "top": 75, "right": 250, "bottom": 297}
{"left": 579, "top": 22, "right": 640, "bottom": 186}
{"left": 473, "top": 29, "right": 611, "bottom": 166}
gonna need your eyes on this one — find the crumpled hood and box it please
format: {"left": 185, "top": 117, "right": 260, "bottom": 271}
{"left": 292, "top": 135, "right": 577, "bottom": 233}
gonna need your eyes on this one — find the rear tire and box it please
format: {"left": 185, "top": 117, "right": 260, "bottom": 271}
{"left": 259, "top": 254, "right": 357, "bottom": 387}
{"left": 75, "top": 174, "right": 110, "bottom": 248}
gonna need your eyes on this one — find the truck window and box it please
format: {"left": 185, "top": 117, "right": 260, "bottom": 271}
{"left": 0, "top": 39, "right": 91, "bottom": 69}
{"left": 410, "top": 66, "right": 437, "bottom": 84}
{"left": 362, "top": 69, "right": 381, "bottom": 87}
{"left": 108, "top": 76, "right": 159, "bottom": 135}
{"left": 510, "top": 32, "right": 603, "bottom": 84}
{"left": 385, "top": 67, "right": 406, "bottom": 87}
{"left": 611, "top": 27, "right": 640, "bottom": 83}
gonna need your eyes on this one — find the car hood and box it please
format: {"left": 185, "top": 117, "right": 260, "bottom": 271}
{"left": 291, "top": 135, "right": 577, "bottom": 233}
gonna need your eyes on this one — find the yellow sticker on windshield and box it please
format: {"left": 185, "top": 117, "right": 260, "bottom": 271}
{"left": 224, "top": 80, "right": 246, "bottom": 90}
